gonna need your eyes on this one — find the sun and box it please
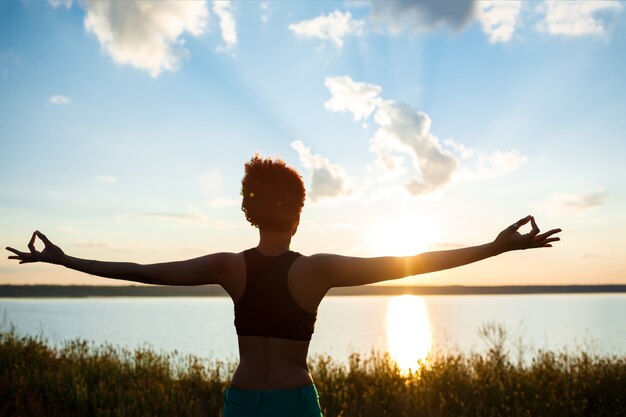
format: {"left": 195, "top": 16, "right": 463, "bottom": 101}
{"left": 367, "top": 215, "right": 441, "bottom": 256}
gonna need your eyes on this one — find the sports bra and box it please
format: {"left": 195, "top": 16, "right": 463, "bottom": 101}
{"left": 234, "top": 248, "right": 317, "bottom": 342}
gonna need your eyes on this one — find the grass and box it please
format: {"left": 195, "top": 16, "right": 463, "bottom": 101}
{"left": 1, "top": 324, "right": 624, "bottom": 417}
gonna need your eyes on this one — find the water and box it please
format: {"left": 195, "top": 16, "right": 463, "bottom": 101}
{"left": 1, "top": 294, "right": 625, "bottom": 370}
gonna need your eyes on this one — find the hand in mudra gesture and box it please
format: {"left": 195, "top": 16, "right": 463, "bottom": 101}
{"left": 493, "top": 215, "right": 561, "bottom": 254}
{"left": 6, "top": 231, "right": 67, "bottom": 265}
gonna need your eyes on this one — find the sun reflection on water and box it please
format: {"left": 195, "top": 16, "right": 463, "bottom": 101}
{"left": 386, "top": 295, "right": 433, "bottom": 373}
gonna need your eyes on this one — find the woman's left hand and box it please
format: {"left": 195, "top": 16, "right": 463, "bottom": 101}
{"left": 492, "top": 215, "right": 561, "bottom": 254}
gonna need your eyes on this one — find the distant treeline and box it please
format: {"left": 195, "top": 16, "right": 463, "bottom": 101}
{"left": 1, "top": 284, "right": 625, "bottom": 298}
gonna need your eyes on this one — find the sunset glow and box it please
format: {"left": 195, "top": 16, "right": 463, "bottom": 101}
{"left": 368, "top": 216, "right": 442, "bottom": 257}
{"left": 386, "top": 295, "right": 432, "bottom": 373}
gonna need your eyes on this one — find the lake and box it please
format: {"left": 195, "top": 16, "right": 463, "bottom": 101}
{"left": 1, "top": 294, "right": 625, "bottom": 371}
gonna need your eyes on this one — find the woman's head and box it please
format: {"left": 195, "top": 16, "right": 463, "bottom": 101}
{"left": 241, "top": 155, "right": 306, "bottom": 233}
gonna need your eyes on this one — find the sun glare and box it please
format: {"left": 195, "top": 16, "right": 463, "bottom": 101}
{"left": 368, "top": 215, "right": 441, "bottom": 256}
{"left": 386, "top": 295, "right": 433, "bottom": 374}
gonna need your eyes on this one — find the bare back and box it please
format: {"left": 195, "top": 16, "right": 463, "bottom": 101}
{"left": 221, "top": 251, "right": 327, "bottom": 390}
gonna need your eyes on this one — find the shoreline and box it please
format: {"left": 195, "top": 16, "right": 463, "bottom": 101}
{"left": 1, "top": 284, "right": 625, "bottom": 298}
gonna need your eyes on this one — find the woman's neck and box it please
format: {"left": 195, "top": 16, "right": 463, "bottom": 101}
{"left": 256, "top": 229, "right": 292, "bottom": 256}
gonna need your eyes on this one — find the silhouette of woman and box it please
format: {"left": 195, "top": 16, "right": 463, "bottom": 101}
{"left": 6, "top": 155, "right": 561, "bottom": 417}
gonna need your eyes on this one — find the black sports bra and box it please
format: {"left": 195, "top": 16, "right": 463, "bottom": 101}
{"left": 234, "top": 248, "right": 317, "bottom": 342}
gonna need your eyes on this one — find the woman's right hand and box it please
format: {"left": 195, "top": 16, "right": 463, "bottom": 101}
{"left": 6, "top": 231, "right": 67, "bottom": 265}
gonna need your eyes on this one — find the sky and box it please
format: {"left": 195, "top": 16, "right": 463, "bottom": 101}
{"left": 1, "top": 0, "right": 625, "bottom": 286}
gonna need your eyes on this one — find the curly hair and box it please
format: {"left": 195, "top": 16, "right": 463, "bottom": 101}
{"left": 241, "top": 155, "right": 306, "bottom": 231}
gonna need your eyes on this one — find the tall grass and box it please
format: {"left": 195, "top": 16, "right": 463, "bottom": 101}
{"left": 1, "top": 325, "right": 624, "bottom": 417}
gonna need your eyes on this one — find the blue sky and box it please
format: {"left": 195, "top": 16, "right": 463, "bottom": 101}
{"left": 1, "top": 0, "right": 625, "bottom": 286}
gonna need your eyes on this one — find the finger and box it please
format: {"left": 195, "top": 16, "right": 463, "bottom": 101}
{"left": 6, "top": 247, "right": 27, "bottom": 256}
{"left": 10, "top": 252, "right": 33, "bottom": 260}
{"left": 542, "top": 237, "right": 560, "bottom": 244}
{"left": 532, "top": 237, "right": 561, "bottom": 248}
{"left": 529, "top": 243, "right": 553, "bottom": 249}
{"left": 534, "top": 237, "right": 560, "bottom": 246}
{"left": 530, "top": 216, "right": 540, "bottom": 236}
{"left": 28, "top": 231, "right": 37, "bottom": 253}
{"left": 510, "top": 215, "right": 531, "bottom": 230}
{"left": 36, "top": 231, "right": 52, "bottom": 246}
{"left": 536, "top": 228, "right": 562, "bottom": 240}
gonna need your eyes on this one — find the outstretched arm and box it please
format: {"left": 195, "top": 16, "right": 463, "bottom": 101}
{"left": 6, "top": 231, "right": 233, "bottom": 286}
{"left": 306, "top": 215, "right": 561, "bottom": 289}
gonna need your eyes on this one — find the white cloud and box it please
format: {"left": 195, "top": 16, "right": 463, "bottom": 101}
{"left": 116, "top": 207, "right": 210, "bottom": 226}
{"left": 291, "top": 140, "right": 351, "bottom": 201}
{"left": 444, "top": 138, "right": 474, "bottom": 159}
{"left": 141, "top": 211, "right": 208, "bottom": 223}
{"left": 49, "top": 0, "right": 72, "bottom": 9}
{"left": 371, "top": 101, "right": 459, "bottom": 195}
{"left": 207, "top": 196, "right": 240, "bottom": 209}
{"left": 115, "top": 208, "right": 242, "bottom": 230}
{"left": 370, "top": 0, "right": 476, "bottom": 33}
{"left": 541, "top": 189, "right": 607, "bottom": 216}
{"left": 83, "top": 0, "right": 208, "bottom": 77}
{"left": 72, "top": 241, "right": 109, "bottom": 249}
{"left": 260, "top": 2, "right": 270, "bottom": 23}
{"left": 456, "top": 149, "right": 527, "bottom": 181}
{"left": 536, "top": 0, "right": 622, "bottom": 36}
{"left": 323, "top": 76, "right": 382, "bottom": 121}
{"left": 95, "top": 175, "right": 116, "bottom": 183}
{"left": 49, "top": 95, "right": 71, "bottom": 105}
{"left": 323, "top": 76, "right": 526, "bottom": 196}
{"left": 213, "top": 0, "right": 237, "bottom": 51}
{"left": 477, "top": 1, "right": 523, "bottom": 43}
{"left": 289, "top": 11, "right": 365, "bottom": 47}
{"left": 369, "top": 0, "right": 621, "bottom": 43}
{"left": 346, "top": 0, "right": 370, "bottom": 9}
{"left": 475, "top": 150, "right": 527, "bottom": 178}
{"left": 324, "top": 76, "right": 458, "bottom": 195}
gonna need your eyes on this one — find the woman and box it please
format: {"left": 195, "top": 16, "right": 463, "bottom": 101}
{"left": 6, "top": 155, "right": 561, "bottom": 417}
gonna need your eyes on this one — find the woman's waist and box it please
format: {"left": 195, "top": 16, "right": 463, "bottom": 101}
{"left": 237, "top": 335, "right": 310, "bottom": 360}
{"left": 231, "top": 360, "right": 313, "bottom": 390}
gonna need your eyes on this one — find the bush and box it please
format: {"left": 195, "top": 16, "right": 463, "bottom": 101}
{"left": 1, "top": 329, "right": 624, "bottom": 417}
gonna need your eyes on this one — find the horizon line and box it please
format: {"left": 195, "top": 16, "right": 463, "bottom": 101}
{"left": 1, "top": 284, "right": 625, "bottom": 298}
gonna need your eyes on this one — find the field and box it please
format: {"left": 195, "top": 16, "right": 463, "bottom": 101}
{"left": 1, "top": 324, "right": 624, "bottom": 417}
